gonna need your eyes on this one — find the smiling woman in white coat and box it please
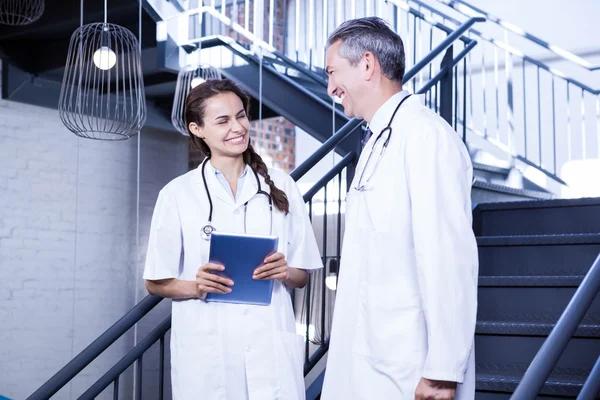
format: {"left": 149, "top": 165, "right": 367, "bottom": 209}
{"left": 321, "top": 17, "right": 479, "bottom": 400}
{"left": 143, "top": 79, "right": 323, "bottom": 400}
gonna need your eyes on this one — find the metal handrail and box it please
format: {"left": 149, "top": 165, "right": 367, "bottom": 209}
{"left": 304, "top": 339, "right": 330, "bottom": 376}
{"left": 417, "top": 39, "right": 477, "bottom": 93}
{"left": 198, "top": 3, "right": 476, "bottom": 90}
{"left": 399, "top": 0, "right": 600, "bottom": 94}
{"left": 408, "top": 17, "right": 484, "bottom": 77}
{"left": 435, "top": 0, "right": 600, "bottom": 71}
{"left": 578, "top": 355, "right": 600, "bottom": 400}
{"left": 303, "top": 152, "right": 357, "bottom": 202}
{"left": 78, "top": 317, "right": 172, "bottom": 400}
{"left": 26, "top": 295, "right": 163, "bottom": 400}
{"left": 291, "top": 122, "right": 362, "bottom": 181}
{"left": 511, "top": 252, "right": 600, "bottom": 399}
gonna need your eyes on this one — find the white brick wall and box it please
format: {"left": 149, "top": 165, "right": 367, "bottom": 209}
{"left": 0, "top": 95, "right": 187, "bottom": 399}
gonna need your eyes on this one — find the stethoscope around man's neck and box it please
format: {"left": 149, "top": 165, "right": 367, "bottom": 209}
{"left": 200, "top": 158, "right": 273, "bottom": 240}
{"left": 354, "top": 93, "right": 412, "bottom": 191}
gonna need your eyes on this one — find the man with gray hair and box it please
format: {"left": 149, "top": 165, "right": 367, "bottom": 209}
{"left": 320, "top": 17, "right": 478, "bottom": 400}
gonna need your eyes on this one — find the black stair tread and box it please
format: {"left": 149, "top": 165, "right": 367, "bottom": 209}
{"left": 479, "top": 276, "right": 585, "bottom": 287}
{"left": 472, "top": 179, "right": 555, "bottom": 200}
{"left": 476, "top": 320, "right": 600, "bottom": 337}
{"left": 477, "top": 233, "right": 600, "bottom": 246}
{"left": 475, "top": 197, "right": 600, "bottom": 211}
{"left": 472, "top": 162, "right": 511, "bottom": 175}
{"left": 476, "top": 363, "right": 590, "bottom": 396}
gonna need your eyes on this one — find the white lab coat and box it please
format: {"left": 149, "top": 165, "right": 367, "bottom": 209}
{"left": 321, "top": 93, "right": 478, "bottom": 400}
{"left": 143, "top": 162, "right": 323, "bottom": 400}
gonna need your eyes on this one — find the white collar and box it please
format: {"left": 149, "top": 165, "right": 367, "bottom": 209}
{"left": 366, "top": 90, "right": 411, "bottom": 137}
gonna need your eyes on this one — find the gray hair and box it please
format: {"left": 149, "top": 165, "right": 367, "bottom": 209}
{"left": 327, "top": 17, "right": 405, "bottom": 83}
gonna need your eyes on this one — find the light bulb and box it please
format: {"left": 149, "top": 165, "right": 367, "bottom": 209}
{"left": 93, "top": 46, "right": 117, "bottom": 70}
{"left": 191, "top": 77, "right": 205, "bottom": 88}
{"left": 325, "top": 275, "right": 337, "bottom": 291}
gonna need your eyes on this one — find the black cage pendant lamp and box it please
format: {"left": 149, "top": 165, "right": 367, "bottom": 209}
{"left": 58, "top": 0, "right": 146, "bottom": 140}
{"left": 171, "top": 46, "right": 221, "bottom": 136}
{"left": 0, "top": 0, "right": 44, "bottom": 26}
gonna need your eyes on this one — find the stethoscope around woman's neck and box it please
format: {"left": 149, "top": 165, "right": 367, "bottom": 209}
{"left": 200, "top": 158, "right": 273, "bottom": 240}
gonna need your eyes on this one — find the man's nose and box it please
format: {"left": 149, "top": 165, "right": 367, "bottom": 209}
{"left": 327, "top": 79, "right": 336, "bottom": 97}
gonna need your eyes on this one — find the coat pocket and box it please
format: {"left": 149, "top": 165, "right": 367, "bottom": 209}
{"left": 356, "top": 173, "right": 396, "bottom": 234}
{"left": 352, "top": 282, "right": 426, "bottom": 365}
{"left": 274, "top": 331, "right": 306, "bottom": 400}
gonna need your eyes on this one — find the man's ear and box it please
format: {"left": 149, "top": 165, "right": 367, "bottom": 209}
{"left": 363, "top": 51, "right": 377, "bottom": 81}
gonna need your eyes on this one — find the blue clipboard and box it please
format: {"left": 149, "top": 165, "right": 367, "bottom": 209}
{"left": 205, "top": 231, "right": 279, "bottom": 306}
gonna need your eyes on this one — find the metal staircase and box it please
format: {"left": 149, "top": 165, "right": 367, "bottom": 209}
{"left": 24, "top": 0, "right": 600, "bottom": 399}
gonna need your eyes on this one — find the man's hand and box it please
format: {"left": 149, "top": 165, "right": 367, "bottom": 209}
{"left": 415, "top": 378, "right": 457, "bottom": 400}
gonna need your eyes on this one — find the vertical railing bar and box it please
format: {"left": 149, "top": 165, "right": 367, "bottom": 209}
{"left": 582, "top": 88, "right": 587, "bottom": 160}
{"left": 567, "top": 82, "right": 572, "bottom": 162}
{"left": 435, "top": 83, "right": 439, "bottom": 113}
{"left": 505, "top": 28, "right": 514, "bottom": 162}
{"left": 552, "top": 76, "right": 557, "bottom": 175}
{"left": 467, "top": 32, "right": 474, "bottom": 130}
{"left": 522, "top": 58, "right": 527, "bottom": 158}
{"left": 113, "top": 376, "right": 119, "bottom": 400}
{"left": 323, "top": 0, "right": 328, "bottom": 70}
{"left": 269, "top": 0, "right": 274, "bottom": 46}
{"left": 412, "top": 14, "right": 417, "bottom": 93}
{"left": 305, "top": 267, "right": 311, "bottom": 360}
{"left": 232, "top": 0, "right": 239, "bottom": 42}
{"left": 245, "top": 0, "right": 249, "bottom": 40}
{"left": 537, "top": 66, "right": 542, "bottom": 168}
{"left": 429, "top": 26, "right": 433, "bottom": 82}
{"left": 295, "top": 0, "right": 299, "bottom": 62}
{"left": 308, "top": 0, "right": 314, "bottom": 70}
{"left": 463, "top": 57, "right": 468, "bottom": 143}
{"left": 418, "top": 16, "right": 423, "bottom": 89}
{"left": 321, "top": 185, "right": 328, "bottom": 343}
{"left": 336, "top": 173, "right": 342, "bottom": 263}
{"left": 135, "top": 356, "right": 142, "bottom": 400}
{"left": 494, "top": 46, "right": 500, "bottom": 141}
{"left": 597, "top": 95, "right": 600, "bottom": 162}
{"left": 454, "top": 65, "right": 459, "bottom": 129}
{"left": 482, "top": 41, "right": 488, "bottom": 138}
{"left": 159, "top": 336, "right": 165, "bottom": 400}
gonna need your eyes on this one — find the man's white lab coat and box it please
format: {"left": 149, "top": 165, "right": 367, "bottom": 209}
{"left": 321, "top": 92, "right": 478, "bottom": 400}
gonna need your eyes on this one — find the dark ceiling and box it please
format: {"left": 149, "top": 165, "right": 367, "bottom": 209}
{"left": 0, "top": 0, "right": 158, "bottom": 75}
{"left": 0, "top": 0, "right": 282, "bottom": 130}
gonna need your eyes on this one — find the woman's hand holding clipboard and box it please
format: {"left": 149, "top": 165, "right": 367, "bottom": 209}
{"left": 196, "top": 263, "right": 235, "bottom": 297}
{"left": 252, "top": 252, "right": 290, "bottom": 281}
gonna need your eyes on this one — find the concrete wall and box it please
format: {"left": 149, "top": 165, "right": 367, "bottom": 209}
{"left": 0, "top": 72, "right": 187, "bottom": 399}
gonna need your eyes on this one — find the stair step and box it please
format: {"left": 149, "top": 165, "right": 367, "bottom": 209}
{"left": 476, "top": 363, "right": 591, "bottom": 397}
{"left": 476, "top": 235, "right": 600, "bottom": 277}
{"left": 475, "top": 336, "right": 600, "bottom": 384}
{"left": 478, "top": 286, "right": 600, "bottom": 323}
{"left": 476, "top": 197, "right": 600, "bottom": 211}
{"left": 477, "top": 320, "right": 600, "bottom": 337}
{"left": 473, "top": 197, "right": 600, "bottom": 236}
{"left": 473, "top": 162, "right": 511, "bottom": 176}
{"left": 477, "top": 233, "right": 600, "bottom": 246}
{"left": 479, "top": 276, "right": 584, "bottom": 287}
{"left": 472, "top": 180, "right": 555, "bottom": 204}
